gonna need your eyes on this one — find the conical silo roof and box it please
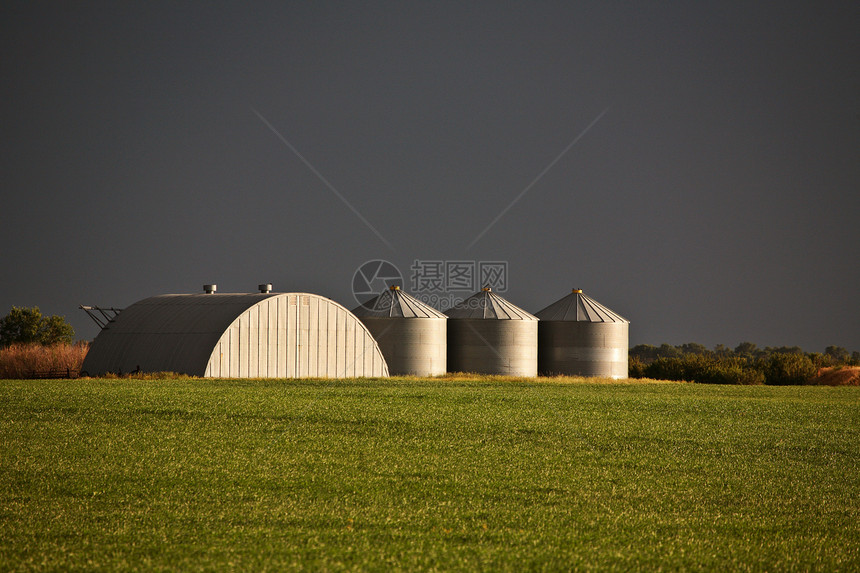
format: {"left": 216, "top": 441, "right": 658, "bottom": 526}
{"left": 444, "top": 288, "right": 537, "bottom": 320}
{"left": 534, "top": 289, "right": 629, "bottom": 323}
{"left": 352, "top": 286, "right": 447, "bottom": 318}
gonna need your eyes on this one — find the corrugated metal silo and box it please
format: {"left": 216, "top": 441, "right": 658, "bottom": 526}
{"left": 352, "top": 286, "right": 447, "bottom": 376}
{"left": 535, "top": 289, "right": 629, "bottom": 379}
{"left": 444, "top": 287, "right": 538, "bottom": 376}
{"left": 81, "top": 290, "right": 389, "bottom": 378}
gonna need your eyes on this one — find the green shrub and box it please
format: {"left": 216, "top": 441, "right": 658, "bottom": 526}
{"left": 628, "top": 356, "right": 647, "bottom": 378}
{"left": 644, "top": 354, "right": 709, "bottom": 383}
{"left": 643, "top": 355, "right": 764, "bottom": 385}
{"left": 702, "top": 360, "right": 765, "bottom": 385}
{"left": 760, "top": 353, "right": 817, "bottom": 386}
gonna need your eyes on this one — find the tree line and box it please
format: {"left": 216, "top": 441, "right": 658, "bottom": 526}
{"left": 629, "top": 342, "right": 859, "bottom": 385}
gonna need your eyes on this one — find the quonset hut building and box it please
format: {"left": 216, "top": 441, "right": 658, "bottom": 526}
{"left": 352, "top": 286, "right": 447, "bottom": 376}
{"left": 81, "top": 287, "right": 389, "bottom": 378}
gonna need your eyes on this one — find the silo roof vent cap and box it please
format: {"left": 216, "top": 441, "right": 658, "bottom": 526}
{"left": 389, "top": 285, "right": 400, "bottom": 290}
{"left": 572, "top": 288, "right": 583, "bottom": 293}
{"left": 482, "top": 286, "right": 492, "bottom": 292}
{"left": 258, "top": 283, "right": 273, "bottom": 293}
{"left": 204, "top": 284, "right": 217, "bottom": 294}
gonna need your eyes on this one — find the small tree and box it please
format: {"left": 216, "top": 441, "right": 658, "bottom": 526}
{"left": 713, "top": 344, "right": 731, "bottom": 357}
{"left": 0, "top": 307, "right": 74, "bottom": 347}
{"left": 809, "top": 352, "right": 831, "bottom": 368}
{"left": 734, "top": 342, "right": 759, "bottom": 358}
{"left": 657, "top": 343, "right": 682, "bottom": 359}
{"left": 680, "top": 342, "right": 708, "bottom": 355}
{"left": 629, "top": 344, "right": 659, "bottom": 363}
{"left": 824, "top": 346, "right": 850, "bottom": 363}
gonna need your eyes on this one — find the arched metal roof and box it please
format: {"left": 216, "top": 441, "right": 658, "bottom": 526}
{"left": 534, "top": 289, "right": 629, "bottom": 323}
{"left": 443, "top": 288, "right": 537, "bottom": 320}
{"left": 81, "top": 292, "right": 389, "bottom": 378}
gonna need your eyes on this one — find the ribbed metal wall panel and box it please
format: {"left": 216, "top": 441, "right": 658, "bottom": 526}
{"left": 538, "top": 321, "right": 629, "bottom": 379}
{"left": 446, "top": 319, "right": 538, "bottom": 377}
{"left": 202, "top": 293, "right": 388, "bottom": 378}
{"left": 360, "top": 317, "right": 447, "bottom": 376}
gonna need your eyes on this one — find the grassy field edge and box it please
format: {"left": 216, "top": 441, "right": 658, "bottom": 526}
{"left": 1, "top": 378, "right": 858, "bottom": 571}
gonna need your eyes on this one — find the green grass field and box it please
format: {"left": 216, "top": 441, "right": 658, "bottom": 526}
{"left": 1, "top": 377, "right": 858, "bottom": 571}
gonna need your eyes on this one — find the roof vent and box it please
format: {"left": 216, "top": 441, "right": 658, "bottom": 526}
{"left": 389, "top": 285, "right": 400, "bottom": 291}
{"left": 258, "top": 283, "right": 272, "bottom": 293}
{"left": 482, "top": 286, "right": 492, "bottom": 292}
{"left": 572, "top": 288, "right": 583, "bottom": 293}
{"left": 204, "top": 284, "right": 217, "bottom": 294}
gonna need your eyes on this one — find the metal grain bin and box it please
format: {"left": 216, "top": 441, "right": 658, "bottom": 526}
{"left": 535, "top": 289, "right": 629, "bottom": 379}
{"left": 352, "top": 286, "right": 447, "bottom": 376}
{"left": 444, "top": 287, "right": 538, "bottom": 377}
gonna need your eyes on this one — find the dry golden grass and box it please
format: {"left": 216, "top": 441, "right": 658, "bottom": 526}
{"left": 0, "top": 342, "right": 89, "bottom": 379}
{"left": 94, "top": 371, "right": 196, "bottom": 380}
{"left": 809, "top": 366, "right": 860, "bottom": 386}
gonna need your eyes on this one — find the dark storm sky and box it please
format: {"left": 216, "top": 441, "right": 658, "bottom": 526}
{"left": 2, "top": 1, "right": 858, "bottom": 352}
